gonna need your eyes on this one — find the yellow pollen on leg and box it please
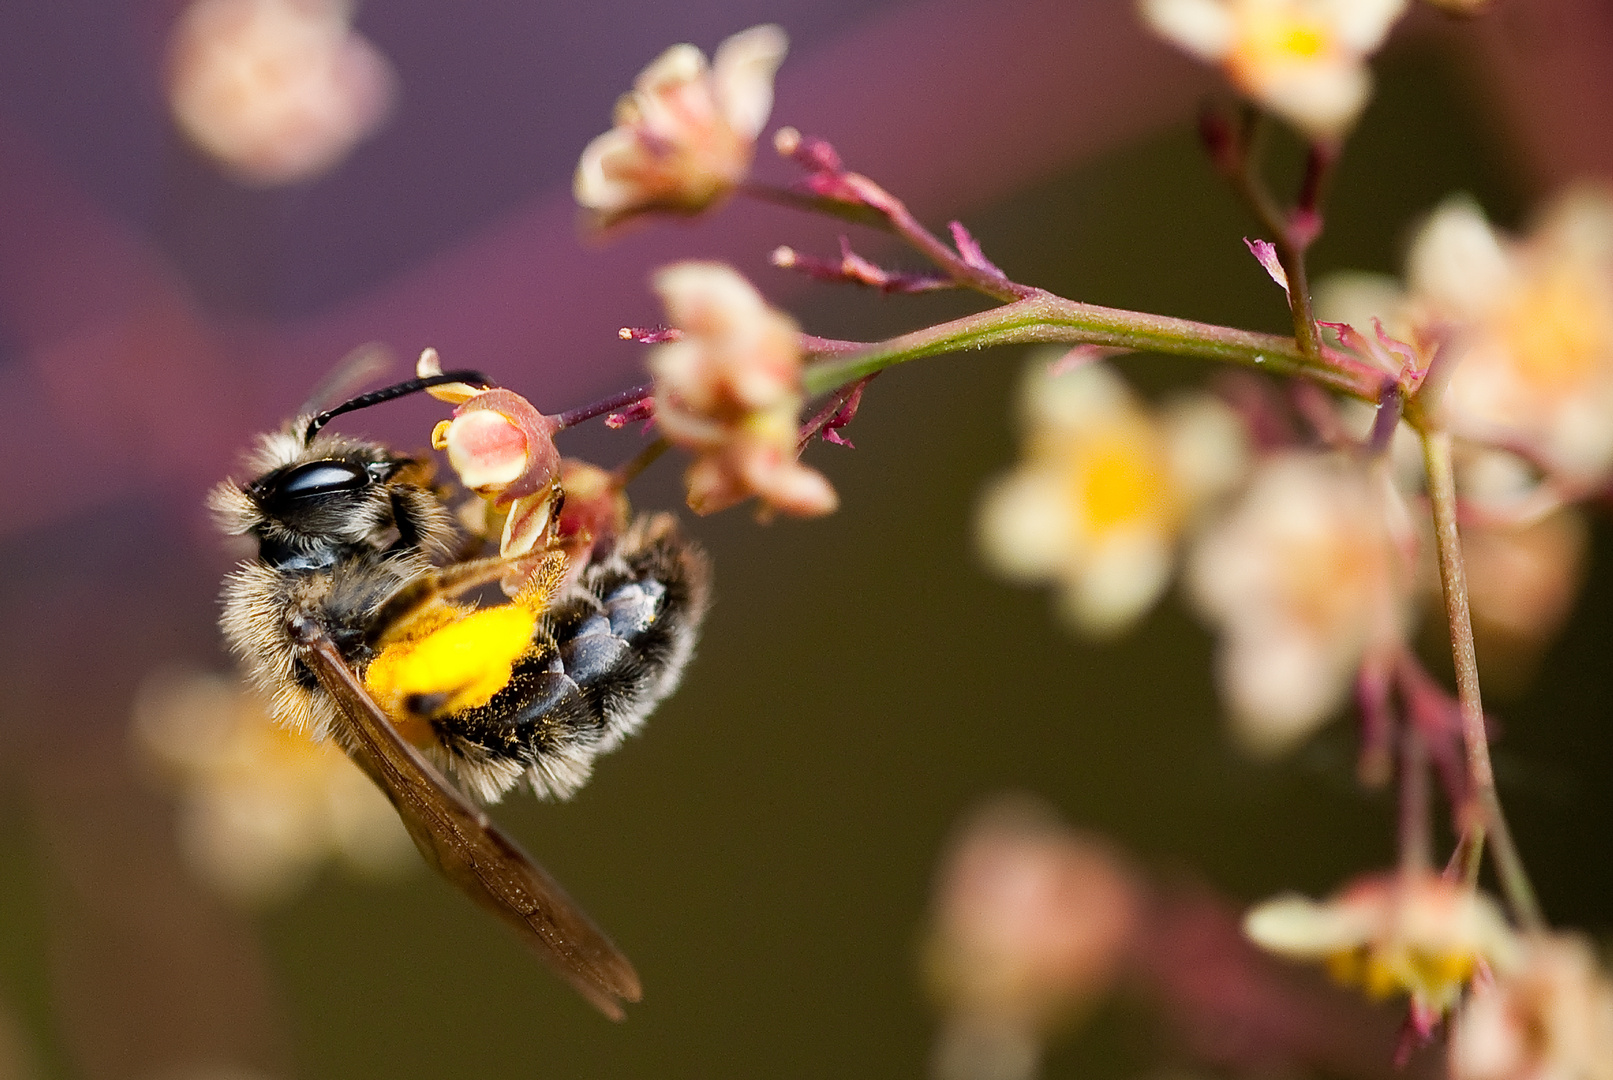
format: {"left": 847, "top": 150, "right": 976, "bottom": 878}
{"left": 363, "top": 603, "right": 537, "bottom": 720}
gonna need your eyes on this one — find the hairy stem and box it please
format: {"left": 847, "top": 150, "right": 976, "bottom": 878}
{"left": 802, "top": 292, "right": 1381, "bottom": 400}
{"left": 1418, "top": 426, "right": 1544, "bottom": 930}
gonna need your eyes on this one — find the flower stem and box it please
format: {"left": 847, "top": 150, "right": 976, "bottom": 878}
{"left": 552, "top": 383, "right": 654, "bottom": 430}
{"left": 1221, "top": 112, "right": 1327, "bottom": 362}
{"left": 801, "top": 292, "right": 1381, "bottom": 400}
{"left": 1416, "top": 425, "right": 1545, "bottom": 930}
{"left": 743, "top": 179, "right": 1028, "bottom": 302}
{"left": 613, "top": 437, "right": 669, "bottom": 487}
{"left": 1399, "top": 721, "right": 1432, "bottom": 877}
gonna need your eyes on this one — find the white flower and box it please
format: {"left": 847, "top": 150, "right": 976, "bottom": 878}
{"left": 1187, "top": 451, "right": 1410, "bottom": 754}
{"left": 1452, "top": 934, "right": 1613, "bottom": 1080}
{"left": 978, "top": 357, "right": 1247, "bottom": 637}
{"left": 1325, "top": 190, "right": 1613, "bottom": 486}
{"left": 574, "top": 25, "right": 787, "bottom": 222}
{"left": 133, "top": 668, "right": 414, "bottom": 904}
{"left": 649, "top": 262, "right": 836, "bottom": 517}
{"left": 166, "top": 0, "right": 395, "bottom": 186}
{"left": 1245, "top": 872, "right": 1518, "bottom": 1016}
{"left": 1428, "top": 191, "right": 1613, "bottom": 484}
{"left": 1140, "top": 0, "right": 1407, "bottom": 139}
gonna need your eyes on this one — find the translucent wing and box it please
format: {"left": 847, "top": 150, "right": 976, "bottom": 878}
{"left": 291, "top": 618, "right": 642, "bottom": 1019}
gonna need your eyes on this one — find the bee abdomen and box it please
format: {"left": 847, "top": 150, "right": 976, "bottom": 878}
{"left": 433, "top": 514, "right": 709, "bottom": 802}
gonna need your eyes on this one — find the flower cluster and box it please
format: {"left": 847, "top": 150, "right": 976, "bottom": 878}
{"left": 1331, "top": 189, "right": 1613, "bottom": 487}
{"left": 166, "top": 0, "right": 395, "bottom": 185}
{"left": 979, "top": 354, "right": 1417, "bottom": 757}
{"left": 1245, "top": 873, "right": 1517, "bottom": 1020}
{"left": 648, "top": 262, "right": 837, "bottom": 518}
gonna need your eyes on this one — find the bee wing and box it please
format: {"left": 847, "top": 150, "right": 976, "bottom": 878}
{"left": 292, "top": 621, "right": 642, "bottom": 1020}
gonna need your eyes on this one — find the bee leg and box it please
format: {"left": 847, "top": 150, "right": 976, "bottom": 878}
{"left": 371, "top": 550, "right": 566, "bottom": 646}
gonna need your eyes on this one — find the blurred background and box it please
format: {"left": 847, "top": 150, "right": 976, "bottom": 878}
{"left": 1, "top": 1, "right": 1610, "bottom": 1078}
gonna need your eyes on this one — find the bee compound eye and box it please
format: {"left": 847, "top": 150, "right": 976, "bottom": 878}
{"left": 265, "top": 460, "right": 373, "bottom": 503}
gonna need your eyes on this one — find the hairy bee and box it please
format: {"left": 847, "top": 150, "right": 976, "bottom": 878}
{"left": 210, "top": 372, "right": 710, "bottom": 1019}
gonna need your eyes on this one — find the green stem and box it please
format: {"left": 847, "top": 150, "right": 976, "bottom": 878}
{"left": 1416, "top": 424, "right": 1545, "bottom": 931}
{"left": 1224, "top": 111, "right": 1326, "bottom": 362}
{"left": 802, "top": 292, "right": 1380, "bottom": 400}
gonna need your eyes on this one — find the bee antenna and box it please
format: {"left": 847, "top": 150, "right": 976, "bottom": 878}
{"left": 305, "top": 370, "right": 494, "bottom": 442}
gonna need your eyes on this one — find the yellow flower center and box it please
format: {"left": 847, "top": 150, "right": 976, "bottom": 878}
{"left": 1234, "top": 6, "right": 1333, "bottom": 70}
{"left": 1496, "top": 265, "right": 1611, "bottom": 394}
{"left": 1073, "top": 436, "right": 1171, "bottom": 536}
{"left": 1326, "top": 944, "right": 1478, "bottom": 1012}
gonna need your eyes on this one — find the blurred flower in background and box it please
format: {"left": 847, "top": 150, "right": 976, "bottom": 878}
{"left": 1418, "top": 189, "right": 1613, "bottom": 485}
{"left": 977, "top": 356, "right": 1247, "bottom": 637}
{"left": 166, "top": 0, "right": 396, "bottom": 186}
{"left": 924, "top": 797, "right": 1138, "bottom": 1080}
{"left": 1245, "top": 872, "right": 1518, "bottom": 1019}
{"left": 132, "top": 667, "right": 415, "bottom": 905}
{"left": 1452, "top": 933, "right": 1613, "bottom": 1080}
{"left": 1187, "top": 450, "right": 1413, "bottom": 756}
{"left": 574, "top": 24, "right": 787, "bottom": 224}
{"left": 1137, "top": 0, "right": 1408, "bottom": 140}
{"left": 649, "top": 261, "right": 838, "bottom": 518}
{"left": 1445, "top": 447, "right": 1590, "bottom": 693}
{"left": 1322, "top": 188, "right": 1613, "bottom": 487}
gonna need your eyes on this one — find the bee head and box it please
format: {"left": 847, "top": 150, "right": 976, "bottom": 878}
{"left": 210, "top": 436, "right": 431, "bottom": 567}
{"left": 213, "top": 369, "right": 490, "bottom": 568}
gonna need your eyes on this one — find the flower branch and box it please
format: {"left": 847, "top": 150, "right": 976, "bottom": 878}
{"left": 755, "top": 128, "right": 1032, "bottom": 302}
{"left": 801, "top": 292, "right": 1383, "bottom": 401}
{"left": 1209, "top": 108, "right": 1331, "bottom": 362}
{"left": 1413, "top": 419, "right": 1544, "bottom": 932}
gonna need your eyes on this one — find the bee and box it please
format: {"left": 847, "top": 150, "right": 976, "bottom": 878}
{"left": 210, "top": 370, "right": 710, "bottom": 1019}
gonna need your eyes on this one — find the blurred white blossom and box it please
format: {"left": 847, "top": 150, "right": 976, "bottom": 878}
{"left": 1246, "top": 872, "right": 1518, "bottom": 1017}
{"left": 1188, "top": 451, "right": 1411, "bottom": 755}
{"left": 133, "top": 667, "right": 414, "bottom": 904}
{"left": 1322, "top": 189, "right": 1613, "bottom": 486}
{"left": 1458, "top": 466, "right": 1588, "bottom": 692}
{"left": 978, "top": 357, "right": 1247, "bottom": 637}
{"left": 926, "top": 798, "right": 1138, "bottom": 1080}
{"left": 1453, "top": 933, "right": 1613, "bottom": 1080}
{"left": 1139, "top": 0, "right": 1407, "bottom": 140}
{"left": 167, "top": 0, "right": 395, "bottom": 186}
{"left": 649, "top": 261, "right": 837, "bottom": 518}
{"left": 575, "top": 25, "right": 786, "bottom": 223}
